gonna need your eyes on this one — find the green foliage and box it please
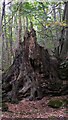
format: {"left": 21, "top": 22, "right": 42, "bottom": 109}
{"left": 1, "top": 0, "right": 66, "bottom": 58}
{"left": 22, "top": 2, "right": 33, "bottom": 15}
{"left": 11, "top": 3, "right": 19, "bottom": 15}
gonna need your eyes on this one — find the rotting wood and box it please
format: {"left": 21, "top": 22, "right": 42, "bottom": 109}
{"left": 2, "top": 27, "right": 68, "bottom": 103}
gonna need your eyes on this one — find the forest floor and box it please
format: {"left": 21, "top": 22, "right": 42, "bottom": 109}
{"left": 1, "top": 95, "right": 68, "bottom": 120}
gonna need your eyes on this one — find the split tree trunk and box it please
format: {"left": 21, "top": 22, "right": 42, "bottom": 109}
{"left": 2, "top": 27, "right": 68, "bottom": 103}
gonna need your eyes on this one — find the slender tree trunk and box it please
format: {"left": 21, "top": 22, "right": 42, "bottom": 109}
{"left": 18, "top": 4, "right": 22, "bottom": 46}
{"left": 9, "top": 2, "right": 14, "bottom": 59}
{"left": 60, "top": 2, "right": 68, "bottom": 59}
{"left": 4, "top": 0, "right": 10, "bottom": 68}
{"left": 2, "top": 0, "right": 10, "bottom": 70}
{"left": 14, "top": 13, "right": 18, "bottom": 50}
{"left": 58, "top": 3, "right": 61, "bottom": 22}
{"left": 52, "top": 4, "right": 58, "bottom": 46}
{"left": 60, "top": 2, "right": 67, "bottom": 41}
{"left": 0, "top": 3, "right": 2, "bottom": 71}
{"left": 26, "top": 16, "right": 28, "bottom": 30}
{"left": 65, "top": 2, "right": 68, "bottom": 55}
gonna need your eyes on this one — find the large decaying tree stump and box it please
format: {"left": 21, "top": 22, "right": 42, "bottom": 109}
{"left": 2, "top": 27, "right": 68, "bottom": 103}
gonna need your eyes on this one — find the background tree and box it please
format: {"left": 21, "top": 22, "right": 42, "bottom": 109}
{"left": 60, "top": 2, "right": 68, "bottom": 60}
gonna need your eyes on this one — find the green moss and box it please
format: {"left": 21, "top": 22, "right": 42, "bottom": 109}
{"left": 48, "top": 99, "right": 63, "bottom": 108}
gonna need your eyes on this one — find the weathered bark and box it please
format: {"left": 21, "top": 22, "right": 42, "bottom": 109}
{"left": 2, "top": 27, "right": 68, "bottom": 103}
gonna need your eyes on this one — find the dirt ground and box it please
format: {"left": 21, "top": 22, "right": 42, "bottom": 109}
{"left": 1, "top": 95, "right": 68, "bottom": 120}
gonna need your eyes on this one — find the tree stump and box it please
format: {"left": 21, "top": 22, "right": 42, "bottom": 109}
{"left": 2, "top": 28, "right": 68, "bottom": 103}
